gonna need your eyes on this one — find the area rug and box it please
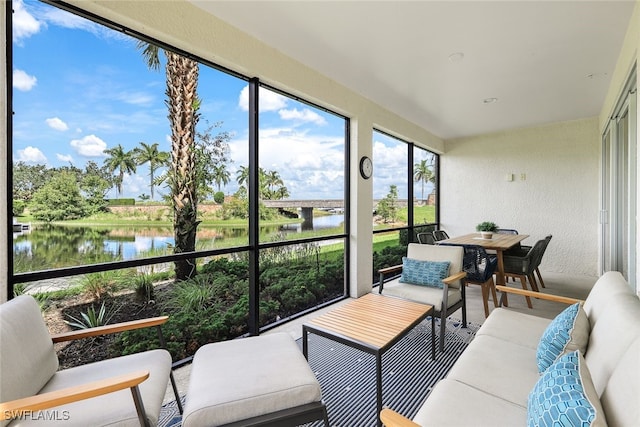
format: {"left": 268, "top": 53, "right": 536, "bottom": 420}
{"left": 158, "top": 317, "right": 479, "bottom": 427}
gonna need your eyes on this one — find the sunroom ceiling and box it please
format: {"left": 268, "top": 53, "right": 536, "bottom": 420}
{"left": 190, "top": 1, "right": 634, "bottom": 140}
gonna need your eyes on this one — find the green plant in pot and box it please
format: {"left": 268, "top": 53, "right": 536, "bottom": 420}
{"left": 476, "top": 221, "right": 498, "bottom": 239}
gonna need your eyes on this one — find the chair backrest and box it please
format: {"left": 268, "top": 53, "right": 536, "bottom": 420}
{"left": 535, "top": 234, "right": 552, "bottom": 268}
{"left": 0, "top": 295, "right": 59, "bottom": 414}
{"left": 462, "top": 245, "right": 497, "bottom": 282}
{"left": 503, "top": 238, "right": 546, "bottom": 274}
{"left": 439, "top": 243, "right": 497, "bottom": 282}
{"left": 416, "top": 232, "right": 435, "bottom": 244}
{"left": 431, "top": 230, "right": 450, "bottom": 241}
{"left": 496, "top": 228, "right": 518, "bottom": 235}
{"left": 406, "top": 243, "right": 464, "bottom": 289}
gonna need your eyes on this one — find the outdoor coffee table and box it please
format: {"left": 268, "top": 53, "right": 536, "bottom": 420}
{"left": 302, "top": 293, "right": 435, "bottom": 427}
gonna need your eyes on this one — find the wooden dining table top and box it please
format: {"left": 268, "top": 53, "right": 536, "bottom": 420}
{"left": 440, "top": 232, "right": 529, "bottom": 250}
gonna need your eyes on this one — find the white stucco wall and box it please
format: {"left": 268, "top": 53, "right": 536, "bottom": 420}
{"left": 441, "top": 118, "right": 601, "bottom": 276}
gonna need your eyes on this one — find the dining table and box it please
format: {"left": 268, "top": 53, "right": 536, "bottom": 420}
{"left": 438, "top": 232, "right": 529, "bottom": 286}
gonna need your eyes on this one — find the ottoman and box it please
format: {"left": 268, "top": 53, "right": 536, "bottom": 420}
{"left": 181, "top": 333, "right": 328, "bottom": 427}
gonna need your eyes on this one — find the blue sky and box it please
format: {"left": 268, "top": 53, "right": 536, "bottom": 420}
{"left": 12, "top": 0, "right": 433, "bottom": 202}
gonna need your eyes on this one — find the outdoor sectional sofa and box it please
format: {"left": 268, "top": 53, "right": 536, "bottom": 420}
{"left": 381, "top": 271, "right": 640, "bottom": 427}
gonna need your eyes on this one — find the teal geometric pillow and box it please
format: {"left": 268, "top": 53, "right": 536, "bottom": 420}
{"left": 536, "top": 302, "right": 590, "bottom": 373}
{"left": 528, "top": 350, "right": 608, "bottom": 427}
{"left": 399, "top": 257, "right": 450, "bottom": 288}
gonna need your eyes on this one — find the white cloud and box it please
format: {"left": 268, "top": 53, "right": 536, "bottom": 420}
{"left": 46, "top": 117, "right": 69, "bottom": 131}
{"left": 70, "top": 134, "right": 108, "bottom": 157}
{"left": 56, "top": 153, "right": 74, "bottom": 163}
{"left": 12, "top": 0, "right": 42, "bottom": 44}
{"left": 116, "top": 91, "right": 155, "bottom": 106}
{"left": 13, "top": 69, "right": 37, "bottom": 91}
{"left": 238, "top": 86, "right": 288, "bottom": 112}
{"left": 279, "top": 108, "right": 327, "bottom": 125}
{"left": 16, "top": 146, "right": 47, "bottom": 163}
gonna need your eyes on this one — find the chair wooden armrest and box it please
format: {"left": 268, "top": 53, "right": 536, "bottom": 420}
{"left": 442, "top": 271, "right": 466, "bottom": 285}
{"left": 379, "top": 264, "right": 403, "bottom": 276}
{"left": 380, "top": 408, "right": 420, "bottom": 427}
{"left": 495, "top": 285, "right": 583, "bottom": 306}
{"left": 378, "top": 264, "right": 403, "bottom": 293}
{"left": 51, "top": 316, "right": 169, "bottom": 343}
{"left": 0, "top": 370, "right": 149, "bottom": 419}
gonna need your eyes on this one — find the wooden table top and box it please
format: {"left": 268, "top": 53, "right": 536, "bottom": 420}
{"left": 305, "top": 293, "right": 433, "bottom": 349}
{"left": 440, "top": 232, "right": 529, "bottom": 250}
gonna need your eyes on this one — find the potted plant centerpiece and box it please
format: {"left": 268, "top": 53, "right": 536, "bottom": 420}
{"left": 476, "top": 221, "right": 498, "bottom": 239}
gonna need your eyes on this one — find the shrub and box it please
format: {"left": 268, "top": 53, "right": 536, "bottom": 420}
{"left": 213, "top": 191, "right": 225, "bottom": 204}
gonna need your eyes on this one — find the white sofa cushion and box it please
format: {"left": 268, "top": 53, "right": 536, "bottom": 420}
{"left": 528, "top": 350, "right": 607, "bottom": 427}
{"left": 413, "top": 379, "right": 526, "bottom": 427}
{"left": 536, "top": 302, "right": 590, "bottom": 373}
{"left": 585, "top": 293, "right": 640, "bottom": 395}
{"left": 476, "top": 307, "right": 551, "bottom": 349}
{"left": 445, "top": 335, "right": 540, "bottom": 406}
{"left": 583, "top": 271, "right": 633, "bottom": 325}
{"left": 599, "top": 337, "right": 640, "bottom": 427}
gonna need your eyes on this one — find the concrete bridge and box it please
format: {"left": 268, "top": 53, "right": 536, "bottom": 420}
{"left": 262, "top": 199, "right": 416, "bottom": 220}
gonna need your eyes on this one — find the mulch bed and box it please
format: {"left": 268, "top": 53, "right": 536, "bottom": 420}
{"left": 45, "top": 291, "right": 164, "bottom": 369}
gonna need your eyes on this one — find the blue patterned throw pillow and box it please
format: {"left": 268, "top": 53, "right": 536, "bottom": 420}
{"left": 399, "top": 257, "right": 450, "bottom": 288}
{"left": 528, "top": 350, "right": 607, "bottom": 427}
{"left": 536, "top": 302, "right": 590, "bottom": 373}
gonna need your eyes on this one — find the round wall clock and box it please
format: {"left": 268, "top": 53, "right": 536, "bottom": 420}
{"left": 359, "top": 156, "right": 373, "bottom": 179}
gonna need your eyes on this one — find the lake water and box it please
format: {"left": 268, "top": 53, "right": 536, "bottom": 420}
{"left": 13, "top": 214, "right": 344, "bottom": 273}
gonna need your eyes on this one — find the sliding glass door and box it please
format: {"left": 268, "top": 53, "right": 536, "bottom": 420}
{"left": 601, "top": 68, "right": 637, "bottom": 286}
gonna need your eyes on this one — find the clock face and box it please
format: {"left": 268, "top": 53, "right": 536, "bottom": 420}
{"left": 360, "top": 156, "right": 373, "bottom": 179}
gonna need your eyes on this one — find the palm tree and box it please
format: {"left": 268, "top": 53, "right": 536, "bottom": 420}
{"left": 212, "top": 164, "right": 230, "bottom": 192}
{"left": 103, "top": 144, "right": 136, "bottom": 197}
{"left": 413, "top": 159, "right": 434, "bottom": 203}
{"left": 236, "top": 165, "right": 249, "bottom": 188}
{"left": 265, "top": 170, "right": 283, "bottom": 194}
{"left": 138, "top": 41, "right": 200, "bottom": 281}
{"left": 133, "top": 142, "right": 169, "bottom": 200}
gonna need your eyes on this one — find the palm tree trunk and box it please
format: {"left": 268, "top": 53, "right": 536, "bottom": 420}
{"left": 166, "top": 52, "right": 200, "bottom": 280}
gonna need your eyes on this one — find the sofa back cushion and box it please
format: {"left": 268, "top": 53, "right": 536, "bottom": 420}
{"left": 585, "top": 293, "right": 640, "bottom": 396}
{"left": 0, "top": 295, "right": 59, "bottom": 424}
{"left": 599, "top": 337, "right": 640, "bottom": 427}
{"left": 584, "top": 271, "right": 633, "bottom": 326}
{"left": 406, "top": 243, "right": 464, "bottom": 289}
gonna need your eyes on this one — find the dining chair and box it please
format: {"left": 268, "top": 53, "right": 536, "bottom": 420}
{"left": 507, "top": 234, "right": 552, "bottom": 288}
{"left": 502, "top": 238, "right": 547, "bottom": 308}
{"left": 378, "top": 243, "right": 466, "bottom": 351}
{"left": 417, "top": 232, "right": 436, "bottom": 244}
{"left": 439, "top": 244, "right": 498, "bottom": 317}
{"left": 495, "top": 228, "right": 518, "bottom": 235}
{"left": 431, "top": 230, "right": 450, "bottom": 241}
